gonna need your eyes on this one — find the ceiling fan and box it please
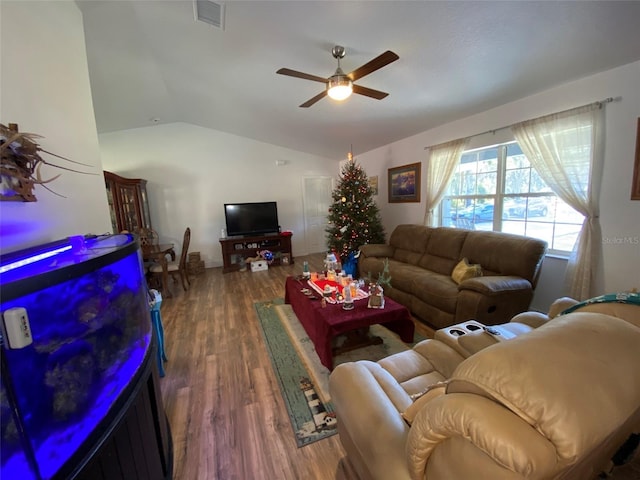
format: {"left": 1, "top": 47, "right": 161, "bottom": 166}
{"left": 276, "top": 45, "right": 399, "bottom": 108}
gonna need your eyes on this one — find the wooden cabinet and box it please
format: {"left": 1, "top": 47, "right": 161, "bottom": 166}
{"left": 219, "top": 233, "right": 293, "bottom": 273}
{"left": 104, "top": 171, "right": 152, "bottom": 233}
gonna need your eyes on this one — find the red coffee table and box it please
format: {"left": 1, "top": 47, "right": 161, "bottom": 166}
{"left": 284, "top": 276, "right": 415, "bottom": 370}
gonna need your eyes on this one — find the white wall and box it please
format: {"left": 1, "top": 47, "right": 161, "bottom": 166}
{"left": 0, "top": 1, "right": 111, "bottom": 254}
{"left": 356, "top": 60, "right": 640, "bottom": 311}
{"left": 98, "top": 123, "right": 338, "bottom": 267}
{"left": 2, "top": 0, "right": 636, "bottom": 312}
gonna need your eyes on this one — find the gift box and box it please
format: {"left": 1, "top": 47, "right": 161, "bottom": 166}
{"left": 250, "top": 260, "right": 268, "bottom": 272}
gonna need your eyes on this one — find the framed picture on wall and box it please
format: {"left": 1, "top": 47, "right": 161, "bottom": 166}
{"left": 631, "top": 118, "right": 640, "bottom": 200}
{"left": 388, "top": 162, "right": 421, "bottom": 203}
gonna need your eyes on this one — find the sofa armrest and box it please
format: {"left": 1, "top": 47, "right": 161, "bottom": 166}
{"left": 455, "top": 276, "right": 535, "bottom": 325}
{"left": 548, "top": 296, "right": 579, "bottom": 318}
{"left": 407, "top": 393, "right": 557, "bottom": 480}
{"left": 330, "top": 361, "right": 413, "bottom": 480}
{"left": 360, "top": 243, "right": 395, "bottom": 258}
{"left": 510, "top": 311, "right": 551, "bottom": 328}
{"left": 458, "top": 275, "right": 532, "bottom": 295}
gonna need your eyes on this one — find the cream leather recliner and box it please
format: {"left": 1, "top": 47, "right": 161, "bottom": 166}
{"left": 329, "top": 299, "right": 640, "bottom": 480}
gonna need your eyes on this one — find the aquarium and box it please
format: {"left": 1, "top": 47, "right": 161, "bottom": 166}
{"left": 0, "top": 234, "right": 152, "bottom": 480}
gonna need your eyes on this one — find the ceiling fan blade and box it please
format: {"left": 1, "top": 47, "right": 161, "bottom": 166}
{"left": 347, "top": 50, "right": 399, "bottom": 82}
{"left": 276, "top": 68, "right": 328, "bottom": 84}
{"left": 299, "top": 91, "right": 327, "bottom": 108}
{"left": 352, "top": 84, "right": 389, "bottom": 100}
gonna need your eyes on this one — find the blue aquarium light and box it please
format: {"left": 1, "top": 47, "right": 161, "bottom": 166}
{"left": 0, "top": 235, "right": 135, "bottom": 300}
{"left": 0, "top": 244, "right": 72, "bottom": 275}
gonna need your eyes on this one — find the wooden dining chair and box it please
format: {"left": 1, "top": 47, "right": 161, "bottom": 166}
{"left": 149, "top": 227, "right": 191, "bottom": 292}
{"left": 135, "top": 227, "right": 160, "bottom": 247}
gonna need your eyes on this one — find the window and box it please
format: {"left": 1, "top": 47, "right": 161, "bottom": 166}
{"left": 441, "top": 142, "right": 584, "bottom": 254}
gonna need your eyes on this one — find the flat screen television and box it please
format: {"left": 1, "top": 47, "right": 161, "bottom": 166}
{"left": 224, "top": 201, "right": 279, "bottom": 237}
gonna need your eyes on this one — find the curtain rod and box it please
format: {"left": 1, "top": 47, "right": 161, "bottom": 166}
{"left": 423, "top": 96, "right": 618, "bottom": 150}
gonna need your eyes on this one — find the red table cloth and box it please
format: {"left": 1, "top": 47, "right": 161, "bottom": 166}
{"left": 284, "top": 276, "right": 415, "bottom": 370}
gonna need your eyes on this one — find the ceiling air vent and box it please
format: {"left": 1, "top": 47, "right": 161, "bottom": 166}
{"left": 194, "top": 0, "right": 225, "bottom": 29}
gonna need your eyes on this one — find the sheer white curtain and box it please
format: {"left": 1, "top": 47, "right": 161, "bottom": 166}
{"left": 423, "top": 138, "right": 469, "bottom": 226}
{"left": 512, "top": 103, "right": 604, "bottom": 300}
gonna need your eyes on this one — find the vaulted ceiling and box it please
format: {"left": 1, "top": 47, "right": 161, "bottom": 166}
{"left": 78, "top": 1, "right": 640, "bottom": 159}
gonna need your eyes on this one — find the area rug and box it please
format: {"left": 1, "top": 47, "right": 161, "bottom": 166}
{"left": 254, "top": 299, "right": 424, "bottom": 447}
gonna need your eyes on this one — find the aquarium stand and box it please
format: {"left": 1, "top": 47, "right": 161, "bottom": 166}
{"left": 71, "top": 347, "right": 173, "bottom": 480}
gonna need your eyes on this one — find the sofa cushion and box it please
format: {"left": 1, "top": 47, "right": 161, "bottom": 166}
{"left": 393, "top": 248, "right": 423, "bottom": 266}
{"left": 377, "top": 348, "right": 447, "bottom": 397}
{"left": 418, "top": 228, "right": 469, "bottom": 275}
{"left": 389, "top": 224, "right": 432, "bottom": 265}
{"left": 446, "top": 312, "right": 640, "bottom": 462}
{"left": 460, "top": 230, "right": 546, "bottom": 284}
{"left": 412, "top": 339, "right": 465, "bottom": 379}
{"left": 566, "top": 302, "right": 640, "bottom": 328}
{"left": 376, "top": 338, "right": 465, "bottom": 398}
{"left": 384, "top": 262, "right": 427, "bottom": 293}
{"left": 451, "top": 257, "right": 482, "bottom": 284}
{"left": 402, "top": 383, "right": 447, "bottom": 425}
{"left": 359, "top": 256, "right": 400, "bottom": 282}
{"left": 411, "top": 271, "right": 459, "bottom": 313}
{"left": 389, "top": 224, "right": 432, "bottom": 252}
{"left": 359, "top": 243, "right": 395, "bottom": 258}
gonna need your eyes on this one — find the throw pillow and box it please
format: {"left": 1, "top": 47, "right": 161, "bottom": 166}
{"left": 451, "top": 257, "right": 483, "bottom": 284}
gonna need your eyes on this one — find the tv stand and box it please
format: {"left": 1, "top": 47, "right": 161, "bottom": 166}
{"left": 219, "top": 233, "right": 293, "bottom": 273}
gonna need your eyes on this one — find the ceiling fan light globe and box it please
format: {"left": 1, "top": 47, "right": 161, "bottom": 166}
{"left": 328, "top": 85, "right": 352, "bottom": 101}
{"left": 327, "top": 76, "right": 353, "bottom": 101}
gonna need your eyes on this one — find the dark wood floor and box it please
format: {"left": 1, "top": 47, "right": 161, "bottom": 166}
{"left": 157, "top": 252, "right": 639, "bottom": 480}
{"left": 157, "top": 253, "right": 395, "bottom": 479}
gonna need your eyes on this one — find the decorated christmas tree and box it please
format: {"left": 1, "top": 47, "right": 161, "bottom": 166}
{"left": 326, "top": 152, "right": 385, "bottom": 261}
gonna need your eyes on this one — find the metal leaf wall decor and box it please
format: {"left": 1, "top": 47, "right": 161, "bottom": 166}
{"left": 0, "top": 123, "right": 94, "bottom": 202}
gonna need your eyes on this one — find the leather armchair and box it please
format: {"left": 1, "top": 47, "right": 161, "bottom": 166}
{"left": 329, "top": 303, "right": 640, "bottom": 480}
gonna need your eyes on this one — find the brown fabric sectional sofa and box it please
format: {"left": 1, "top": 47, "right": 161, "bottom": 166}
{"left": 358, "top": 224, "right": 547, "bottom": 329}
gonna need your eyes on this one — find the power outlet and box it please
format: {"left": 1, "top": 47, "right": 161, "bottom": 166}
{"left": 2, "top": 307, "right": 33, "bottom": 349}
